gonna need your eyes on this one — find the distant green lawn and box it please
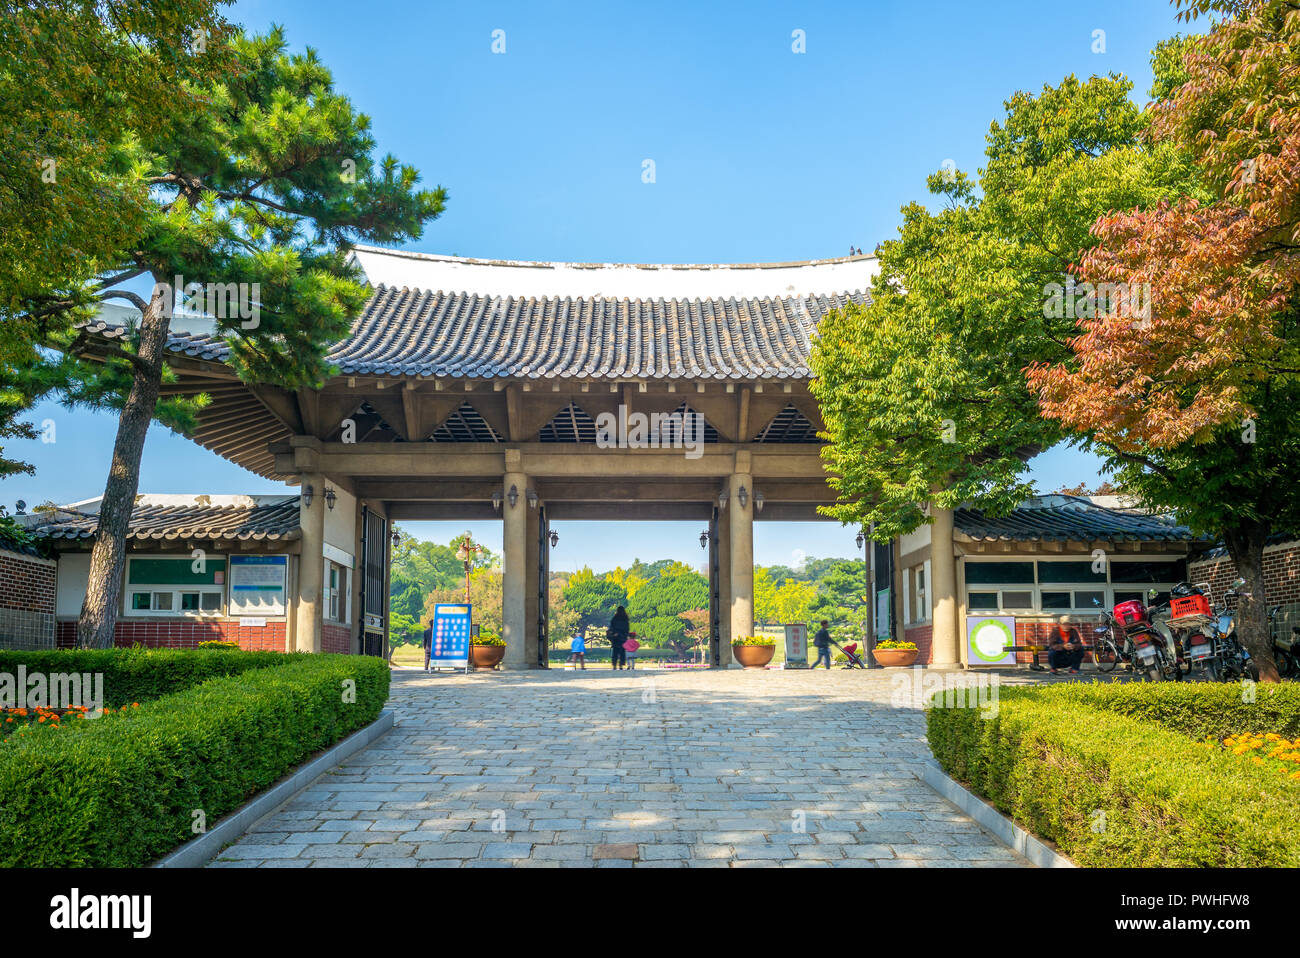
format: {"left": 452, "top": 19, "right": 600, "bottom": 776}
{"left": 390, "top": 629, "right": 847, "bottom": 668}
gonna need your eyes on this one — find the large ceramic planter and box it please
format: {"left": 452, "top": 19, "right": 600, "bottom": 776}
{"left": 732, "top": 644, "right": 775, "bottom": 669}
{"left": 872, "top": 647, "right": 919, "bottom": 668}
{"left": 471, "top": 644, "right": 506, "bottom": 669}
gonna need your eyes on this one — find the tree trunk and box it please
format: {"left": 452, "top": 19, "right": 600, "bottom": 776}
{"left": 1223, "top": 521, "right": 1280, "bottom": 683}
{"left": 76, "top": 288, "right": 171, "bottom": 648}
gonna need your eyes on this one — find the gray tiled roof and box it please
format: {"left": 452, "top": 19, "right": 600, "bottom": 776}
{"left": 82, "top": 286, "right": 870, "bottom": 381}
{"left": 28, "top": 498, "right": 301, "bottom": 543}
{"left": 956, "top": 496, "right": 1193, "bottom": 543}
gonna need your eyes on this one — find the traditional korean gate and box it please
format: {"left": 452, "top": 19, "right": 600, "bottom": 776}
{"left": 537, "top": 506, "right": 550, "bottom": 668}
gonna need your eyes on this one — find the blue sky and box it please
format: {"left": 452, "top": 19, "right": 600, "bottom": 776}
{"left": 3, "top": 0, "right": 1191, "bottom": 570}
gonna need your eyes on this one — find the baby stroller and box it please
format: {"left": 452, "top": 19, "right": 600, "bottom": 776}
{"left": 833, "top": 640, "right": 868, "bottom": 669}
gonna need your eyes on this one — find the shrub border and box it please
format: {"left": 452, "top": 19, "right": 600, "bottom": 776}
{"left": 155, "top": 709, "right": 394, "bottom": 868}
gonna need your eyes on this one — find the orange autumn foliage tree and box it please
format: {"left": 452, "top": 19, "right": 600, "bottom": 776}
{"left": 1029, "top": 0, "right": 1300, "bottom": 681}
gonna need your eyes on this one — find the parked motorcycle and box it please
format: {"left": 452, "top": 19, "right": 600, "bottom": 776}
{"left": 1196, "top": 579, "right": 1260, "bottom": 683}
{"left": 1108, "top": 594, "right": 1181, "bottom": 682}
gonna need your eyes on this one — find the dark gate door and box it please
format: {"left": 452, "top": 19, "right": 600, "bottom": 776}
{"left": 537, "top": 506, "right": 550, "bottom": 668}
{"left": 359, "top": 507, "right": 388, "bottom": 657}
{"left": 708, "top": 506, "right": 721, "bottom": 667}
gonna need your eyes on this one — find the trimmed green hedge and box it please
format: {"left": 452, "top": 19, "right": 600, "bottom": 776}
{"left": 0, "top": 648, "right": 295, "bottom": 708}
{"left": 0, "top": 654, "right": 390, "bottom": 867}
{"left": 927, "top": 685, "right": 1300, "bottom": 867}
{"left": 1022, "top": 681, "right": 1300, "bottom": 740}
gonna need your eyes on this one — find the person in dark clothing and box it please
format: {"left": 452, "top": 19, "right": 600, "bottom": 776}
{"left": 609, "top": 606, "right": 630, "bottom": 670}
{"left": 422, "top": 620, "right": 433, "bottom": 671}
{"left": 812, "top": 620, "right": 833, "bottom": 669}
{"left": 1047, "top": 625, "right": 1084, "bottom": 674}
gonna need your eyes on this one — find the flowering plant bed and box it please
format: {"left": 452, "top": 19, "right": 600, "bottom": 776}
{"left": 1, "top": 703, "right": 139, "bottom": 742}
{"left": 1205, "top": 732, "right": 1300, "bottom": 781}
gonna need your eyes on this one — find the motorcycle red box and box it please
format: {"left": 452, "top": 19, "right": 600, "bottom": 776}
{"left": 1168, "top": 592, "right": 1213, "bottom": 627}
{"left": 1113, "top": 599, "right": 1148, "bottom": 629}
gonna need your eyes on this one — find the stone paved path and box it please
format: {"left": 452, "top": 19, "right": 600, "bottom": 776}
{"left": 211, "top": 667, "right": 1030, "bottom": 868}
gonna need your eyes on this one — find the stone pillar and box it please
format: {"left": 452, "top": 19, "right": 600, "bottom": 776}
{"left": 716, "top": 510, "right": 733, "bottom": 667}
{"left": 501, "top": 472, "right": 529, "bottom": 668}
{"left": 930, "top": 505, "right": 960, "bottom": 666}
{"left": 727, "top": 472, "right": 753, "bottom": 667}
{"left": 524, "top": 498, "right": 542, "bottom": 668}
{"left": 295, "top": 474, "right": 325, "bottom": 653}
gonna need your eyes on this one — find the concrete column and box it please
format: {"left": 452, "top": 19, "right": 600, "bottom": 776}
{"left": 930, "top": 505, "right": 960, "bottom": 666}
{"left": 501, "top": 472, "right": 529, "bottom": 668}
{"left": 727, "top": 473, "right": 753, "bottom": 666}
{"left": 295, "top": 474, "right": 325, "bottom": 653}
{"left": 716, "top": 512, "right": 733, "bottom": 667}
{"left": 892, "top": 537, "right": 905, "bottom": 643}
{"left": 524, "top": 500, "right": 542, "bottom": 668}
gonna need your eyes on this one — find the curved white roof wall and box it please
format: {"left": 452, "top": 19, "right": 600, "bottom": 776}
{"left": 349, "top": 244, "right": 879, "bottom": 301}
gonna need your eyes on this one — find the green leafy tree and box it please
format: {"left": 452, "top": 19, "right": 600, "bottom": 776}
{"left": 634, "top": 615, "right": 692, "bottom": 655}
{"left": 43, "top": 29, "right": 447, "bottom": 647}
{"left": 1028, "top": 0, "right": 1300, "bottom": 680}
{"left": 389, "top": 528, "right": 494, "bottom": 637}
{"left": 0, "top": 0, "right": 236, "bottom": 476}
{"left": 427, "top": 568, "right": 502, "bottom": 637}
{"left": 810, "top": 560, "right": 868, "bottom": 621}
{"left": 810, "top": 71, "right": 1200, "bottom": 542}
{"left": 548, "top": 572, "right": 579, "bottom": 647}
{"left": 773, "top": 578, "right": 818, "bottom": 626}
{"left": 627, "top": 571, "right": 709, "bottom": 637}
{"left": 562, "top": 573, "right": 627, "bottom": 640}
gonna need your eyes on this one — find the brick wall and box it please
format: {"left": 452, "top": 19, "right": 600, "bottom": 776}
{"left": 1012, "top": 618, "right": 1099, "bottom": 665}
{"left": 56, "top": 619, "right": 287, "bottom": 652}
{"left": 0, "top": 548, "right": 56, "bottom": 649}
{"left": 904, "top": 624, "right": 933, "bottom": 664}
{"left": 1188, "top": 540, "right": 1300, "bottom": 642}
{"left": 322, "top": 622, "right": 352, "bottom": 654}
{"left": 1188, "top": 542, "right": 1300, "bottom": 607}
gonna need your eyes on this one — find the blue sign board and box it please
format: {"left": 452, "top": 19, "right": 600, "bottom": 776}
{"left": 429, "top": 603, "right": 473, "bottom": 669}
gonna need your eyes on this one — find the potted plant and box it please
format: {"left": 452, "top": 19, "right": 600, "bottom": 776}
{"left": 732, "top": 635, "right": 776, "bottom": 669}
{"left": 872, "top": 639, "right": 919, "bottom": 667}
{"left": 471, "top": 634, "right": 506, "bottom": 669}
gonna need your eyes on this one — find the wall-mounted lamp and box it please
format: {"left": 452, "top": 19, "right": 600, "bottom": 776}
{"left": 324, "top": 487, "right": 337, "bottom": 511}
{"left": 855, "top": 531, "right": 865, "bottom": 550}
{"left": 549, "top": 529, "right": 559, "bottom": 549}
{"left": 753, "top": 491, "right": 764, "bottom": 514}
{"left": 699, "top": 530, "right": 709, "bottom": 550}
{"left": 507, "top": 484, "right": 519, "bottom": 509}
{"left": 491, "top": 488, "right": 503, "bottom": 512}
{"left": 737, "top": 485, "right": 749, "bottom": 509}
{"left": 527, "top": 488, "right": 539, "bottom": 510}
{"left": 391, "top": 529, "right": 401, "bottom": 547}
{"left": 302, "top": 484, "right": 314, "bottom": 508}
{"left": 717, "top": 490, "right": 728, "bottom": 511}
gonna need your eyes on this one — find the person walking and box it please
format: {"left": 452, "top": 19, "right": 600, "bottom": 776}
{"left": 811, "top": 619, "right": 833, "bottom": 670}
{"left": 624, "top": 632, "right": 640, "bottom": 670}
{"left": 609, "top": 606, "right": 630, "bottom": 670}
{"left": 422, "top": 619, "right": 433, "bottom": 671}
{"left": 567, "top": 630, "right": 587, "bottom": 669}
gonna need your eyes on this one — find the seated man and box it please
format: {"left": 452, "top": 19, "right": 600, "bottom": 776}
{"left": 1046, "top": 625, "right": 1084, "bottom": 674}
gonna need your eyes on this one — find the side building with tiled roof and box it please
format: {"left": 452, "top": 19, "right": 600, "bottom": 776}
{"left": 15, "top": 494, "right": 359, "bottom": 653}
{"left": 870, "top": 495, "right": 1198, "bottom": 666}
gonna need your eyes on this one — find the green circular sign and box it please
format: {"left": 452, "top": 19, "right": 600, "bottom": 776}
{"left": 970, "top": 618, "right": 1014, "bottom": 663}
